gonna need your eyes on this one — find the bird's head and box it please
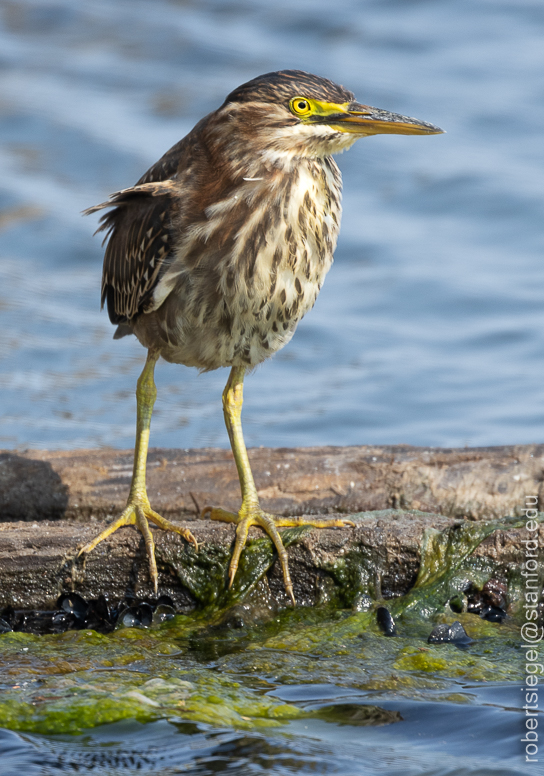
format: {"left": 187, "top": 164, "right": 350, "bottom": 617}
{"left": 214, "top": 70, "right": 443, "bottom": 170}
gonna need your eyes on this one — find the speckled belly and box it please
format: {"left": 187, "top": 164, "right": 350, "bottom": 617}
{"left": 134, "top": 158, "right": 341, "bottom": 370}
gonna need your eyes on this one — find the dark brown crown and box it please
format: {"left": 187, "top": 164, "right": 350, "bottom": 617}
{"left": 223, "top": 70, "right": 355, "bottom": 108}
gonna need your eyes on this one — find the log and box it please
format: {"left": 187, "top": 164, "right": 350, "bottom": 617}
{"left": 0, "top": 443, "right": 542, "bottom": 523}
{"left": 0, "top": 445, "right": 539, "bottom": 612}
{"left": 0, "top": 510, "right": 531, "bottom": 612}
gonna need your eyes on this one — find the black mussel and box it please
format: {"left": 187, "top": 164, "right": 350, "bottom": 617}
{"left": 480, "top": 605, "right": 507, "bottom": 623}
{"left": 50, "top": 611, "right": 77, "bottom": 632}
{"left": 463, "top": 579, "right": 508, "bottom": 621}
{"left": 0, "top": 606, "right": 15, "bottom": 628}
{"left": 481, "top": 579, "right": 507, "bottom": 611}
{"left": 428, "top": 620, "right": 472, "bottom": 647}
{"left": 57, "top": 593, "right": 89, "bottom": 620}
{"left": 376, "top": 607, "right": 397, "bottom": 637}
{"left": 152, "top": 604, "right": 176, "bottom": 625}
{"left": 15, "top": 610, "right": 71, "bottom": 635}
{"left": 85, "top": 595, "right": 114, "bottom": 632}
{"left": 156, "top": 595, "right": 175, "bottom": 608}
{"left": 117, "top": 602, "right": 154, "bottom": 629}
{"left": 118, "top": 607, "right": 141, "bottom": 628}
{"left": 0, "top": 594, "right": 182, "bottom": 636}
{"left": 137, "top": 603, "right": 154, "bottom": 626}
{"left": 86, "top": 594, "right": 110, "bottom": 622}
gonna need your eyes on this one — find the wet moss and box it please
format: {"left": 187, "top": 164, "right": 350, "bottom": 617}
{"left": 160, "top": 526, "right": 311, "bottom": 608}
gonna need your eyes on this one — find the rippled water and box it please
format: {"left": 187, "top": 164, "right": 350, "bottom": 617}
{"left": 0, "top": 685, "right": 528, "bottom": 776}
{"left": 1, "top": 0, "right": 543, "bottom": 451}
{"left": 0, "top": 1, "right": 541, "bottom": 773}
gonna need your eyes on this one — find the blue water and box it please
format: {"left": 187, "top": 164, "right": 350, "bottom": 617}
{"left": 0, "top": 0, "right": 543, "bottom": 452}
{"left": 0, "top": 684, "right": 532, "bottom": 776}
{"left": 0, "top": 2, "right": 542, "bottom": 772}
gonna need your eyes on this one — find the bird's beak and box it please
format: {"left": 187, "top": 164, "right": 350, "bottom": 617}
{"left": 321, "top": 101, "right": 444, "bottom": 136}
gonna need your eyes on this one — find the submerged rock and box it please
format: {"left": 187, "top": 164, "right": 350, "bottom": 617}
{"left": 315, "top": 703, "right": 402, "bottom": 727}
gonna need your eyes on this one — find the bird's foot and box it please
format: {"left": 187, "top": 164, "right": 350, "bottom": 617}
{"left": 202, "top": 504, "right": 355, "bottom": 605}
{"left": 78, "top": 495, "right": 198, "bottom": 594}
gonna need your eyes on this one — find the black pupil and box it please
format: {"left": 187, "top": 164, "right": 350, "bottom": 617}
{"left": 297, "top": 101, "right": 307, "bottom": 111}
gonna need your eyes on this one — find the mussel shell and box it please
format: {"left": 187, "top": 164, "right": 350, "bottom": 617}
{"left": 428, "top": 620, "right": 472, "bottom": 646}
{"left": 376, "top": 606, "right": 397, "bottom": 637}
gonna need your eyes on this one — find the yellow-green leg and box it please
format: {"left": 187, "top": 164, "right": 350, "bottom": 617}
{"left": 78, "top": 350, "right": 197, "bottom": 593}
{"left": 203, "top": 366, "right": 354, "bottom": 604}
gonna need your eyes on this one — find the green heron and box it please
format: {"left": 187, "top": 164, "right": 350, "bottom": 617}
{"left": 82, "top": 70, "right": 442, "bottom": 603}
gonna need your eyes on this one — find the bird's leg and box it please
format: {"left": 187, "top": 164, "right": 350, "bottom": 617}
{"left": 203, "top": 366, "right": 354, "bottom": 604}
{"left": 78, "top": 350, "right": 197, "bottom": 593}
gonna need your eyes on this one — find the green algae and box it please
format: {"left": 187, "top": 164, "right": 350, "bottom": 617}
{"left": 0, "top": 512, "right": 538, "bottom": 734}
{"left": 159, "top": 526, "right": 311, "bottom": 608}
{"left": 321, "top": 512, "right": 534, "bottom": 617}
{"left": 0, "top": 602, "right": 525, "bottom": 735}
{"left": 0, "top": 626, "right": 305, "bottom": 734}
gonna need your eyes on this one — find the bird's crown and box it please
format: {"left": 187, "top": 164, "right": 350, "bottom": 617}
{"left": 223, "top": 70, "right": 355, "bottom": 108}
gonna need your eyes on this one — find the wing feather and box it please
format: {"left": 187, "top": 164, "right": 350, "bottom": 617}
{"left": 84, "top": 121, "right": 205, "bottom": 325}
{"left": 84, "top": 181, "right": 178, "bottom": 325}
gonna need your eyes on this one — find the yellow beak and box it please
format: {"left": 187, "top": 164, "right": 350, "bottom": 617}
{"left": 320, "top": 101, "right": 444, "bottom": 136}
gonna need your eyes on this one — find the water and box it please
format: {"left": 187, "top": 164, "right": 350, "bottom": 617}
{"left": 0, "top": 686, "right": 529, "bottom": 775}
{"left": 0, "top": 1, "right": 542, "bottom": 772}
{"left": 0, "top": 598, "right": 534, "bottom": 776}
{"left": 0, "top": 0, "right": 543, "bottom": 451}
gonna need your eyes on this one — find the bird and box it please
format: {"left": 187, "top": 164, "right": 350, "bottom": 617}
{"left": 81, "top": 70, "right": 443, "bottom": 604}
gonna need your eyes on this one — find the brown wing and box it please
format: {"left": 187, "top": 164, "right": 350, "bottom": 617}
{"left": 84, "top": 118, "right": 207, "bottom": 324}
{"left": 84, "top": 181, "right": 178, "bottom": 324}
{"left": 135, "top": 135, "right": 189, "bottom": 186}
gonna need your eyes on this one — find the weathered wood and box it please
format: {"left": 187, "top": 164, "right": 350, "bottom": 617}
{"left": 0, "top": 510, "right": 531, "bottom": 611}
{"left": 0, "top": 444, "right": 538, "bottom": 612}
{"left": 0, "top": 443, "right": 542, "bottom": 524}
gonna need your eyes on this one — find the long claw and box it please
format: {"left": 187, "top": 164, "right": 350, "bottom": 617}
{"left": 78, "top": 499, "right": 198, "bottom": 593}
{"left": 147, "top": 508, "right": 198, "bottom": 550}
{"left": 227, "top": 516, "right": 250, "bottom": 588}
{"left": 136, "top": 505, "right": 158, "bottom": 595}
{"left": 77, "top": 508, "right": 134, "bottom": 557}
{"left": 203, "top": 504, "right": 353, "bottom": 604}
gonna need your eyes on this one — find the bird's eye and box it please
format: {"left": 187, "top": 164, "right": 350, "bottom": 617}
{"left": 290, "top": 97, "right": 312, "bottom": 117}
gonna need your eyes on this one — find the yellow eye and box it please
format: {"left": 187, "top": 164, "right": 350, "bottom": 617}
{"left": 290, "top": 97, "right": 312, "bottom": 117}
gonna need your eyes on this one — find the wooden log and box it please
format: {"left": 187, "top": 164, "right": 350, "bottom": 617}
{"left": 0, "top": 510, "right": 530, "bottom": 611}
{"left": 0, "top": 444, "right": 539, "bottom": 612}
{"left": 0, "top": 443, "right": 542, "bottom": 524}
